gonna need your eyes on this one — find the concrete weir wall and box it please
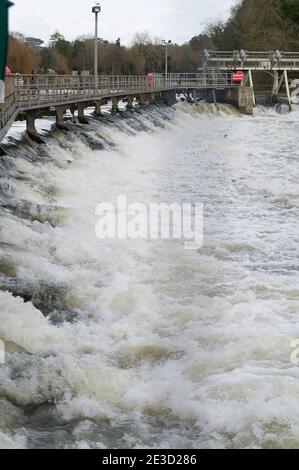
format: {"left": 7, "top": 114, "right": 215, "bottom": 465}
{"left": 225, "top": 86, "right": 254, "bottom": 114}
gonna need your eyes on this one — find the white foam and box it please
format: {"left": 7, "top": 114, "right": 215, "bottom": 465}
{"left": 1, "top": 103, "right": 299, "bottom": 448}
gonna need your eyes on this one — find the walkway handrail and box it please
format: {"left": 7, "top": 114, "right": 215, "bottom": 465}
{"left": 0, "top": 72, "right": 235, "bottom": 142}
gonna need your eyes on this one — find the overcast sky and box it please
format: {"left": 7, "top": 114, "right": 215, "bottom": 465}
{"left": 9, "top": 0, "right": 236, "bottom": 45}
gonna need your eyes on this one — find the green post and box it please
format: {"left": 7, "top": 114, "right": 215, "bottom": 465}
{"left": 0, "top": 1, "right": 13, "bottom": 80}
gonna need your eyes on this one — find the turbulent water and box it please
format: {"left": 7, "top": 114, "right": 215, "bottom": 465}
{"left": 0, "top": 100, "right": 299, "bottom": 449}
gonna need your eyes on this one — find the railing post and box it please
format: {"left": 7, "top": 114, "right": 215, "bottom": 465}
{"left": 14, "top": 74, "right": 18, "bottom": 107}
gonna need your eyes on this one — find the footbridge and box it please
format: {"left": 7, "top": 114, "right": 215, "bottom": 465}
{"left": 202, "top": 50, "right": 299, "bottom": 107}
{"left": 0, "top": 72, "right": 244, "bottom": 144}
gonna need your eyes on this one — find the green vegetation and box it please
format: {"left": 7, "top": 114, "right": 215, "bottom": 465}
{"left": 281, "top": 0, "right": 299, "bottom": 23}
{"left": 207, "top": 0, "right": 299, "bottom": 51}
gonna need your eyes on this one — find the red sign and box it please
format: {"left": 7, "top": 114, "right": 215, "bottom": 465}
{"left": 232, "top": 71, "right": 245, "bottom": 82}
{"left": 147, "top": 73, "right": 153, "bottom": 88}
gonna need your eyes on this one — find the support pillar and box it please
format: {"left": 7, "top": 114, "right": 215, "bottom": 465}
{"left": 193, "top": 89, "right": 197, "bottom": 104}
{"left": 238, "top": 87, "right": 254, "bottom": 114}
{"left": 70, "top": 104, "right": 77, "bottom": 122}
{"left": 94, "top": 101, "right": 103, "bottom": 117}
{"left": 248, "top": 70, "right": 256, "bottom": 107}
{"left": 225, "top": 87, "right": 254, "bottom": 115}
{"left": 272, "top": 72, "right": 284, "bottom": 98}
{"left": 55, "top": 105, "right": 68, "bottom": 130}
{"left": 78, "top": 103, "right": 89, "bottom": 124}
{"left": 153, "top": 92, "right": 163, "bottom": 106}
{"left": 94, "top": 99, "right": 107, "bottom": 117}
{"left": 284, "top": 69, "right": 292, "bottom": 111}
{"left": 112, "top": 97, "right": 120, "bottom": 113}
{"left": 272, "top": 71, "right": 279, "bottom": 95}
{"left": 150, "top": 93, "right": 158, "bottom": 105}
{"left": 138, "top": 94, "right": 148, "bottom": 106}
{"left": 126, "top": 95, "right": 134, "bottom": 110}
{"left": 212, "top": 89, "right": 219, "bottom": 110}
{"left": 25, "top": 111, "right": 44, "bottom": 143}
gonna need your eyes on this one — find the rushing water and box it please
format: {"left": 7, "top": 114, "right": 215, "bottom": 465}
{"left": 0, "top": 101, "right": 299, "bottom": 449}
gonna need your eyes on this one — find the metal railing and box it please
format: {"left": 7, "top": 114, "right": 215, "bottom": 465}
{"left": 203, "top": 51, "right": 299, "bottom": 71}
{"left": 15, "top": 74, "right": 158, "bottom": 109}
{"left": 14, "top": 73, "right": 234, "bottom": 109}
{"left": 0, "top": 72, "right": 236, "bottom": 141}
{"left": 163, "top": 72, "right": 234, "bottom": 89}
{"left": 0, "top": 77, "right": 18, "bottom": 137}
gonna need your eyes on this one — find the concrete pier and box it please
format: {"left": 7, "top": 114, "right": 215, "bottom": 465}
{"left": 150, "top": 93, "right": 159, "bottom": 105}
{"left": 94, "top": 99, "right": 108, "bottom": 117}
{"left": 126, "top": 96, "right": 134, "bottom": 110}
{"left": 25, "top": 111, "right": 44, "bottom": 143}
{"left": 55, "top": 105, "right": 68, "bottom": 130}
{"left": 78, "top": 103, "right": 89, "bottom": 124}
{"left": 112, "top": 97, "right": 120, "bottom": 113}
{"left": 225, "top": 87, "right": 254, "bottom": 114}
{"left": 138, "top": 94, "right": 148, "bottom": 106}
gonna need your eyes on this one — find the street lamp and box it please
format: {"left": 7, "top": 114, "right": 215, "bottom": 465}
{"left": 162, "top": 40, "right": 171, "bottom": 82}
{"left": 92, "top": 2, "right": 101, "bottom": 93}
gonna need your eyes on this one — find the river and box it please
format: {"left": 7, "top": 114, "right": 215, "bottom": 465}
{"left": 0, "top": 101, "right": 299, "bottom": 449}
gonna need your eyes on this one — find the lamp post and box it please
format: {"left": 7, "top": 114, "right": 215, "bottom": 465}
{"left": 92, "top": 2, "right": 101, "bottom": 94}
{"left": 162, "top": 40, "right": 171, "bottom": 83}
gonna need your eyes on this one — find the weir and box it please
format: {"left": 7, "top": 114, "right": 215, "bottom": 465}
{"left": 0, "top": 72, "right": 251, "bottom": 144}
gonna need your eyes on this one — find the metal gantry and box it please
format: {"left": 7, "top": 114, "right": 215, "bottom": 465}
{"left": 201, "top": 50, "right": 299, "bottom": 109}
{"left": 202, "top": 50, "right": 299, "bottom": 71}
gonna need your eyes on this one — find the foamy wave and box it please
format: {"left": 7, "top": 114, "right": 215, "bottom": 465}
{"left": 1, "top": 102, "right": 299, "bottom": 448}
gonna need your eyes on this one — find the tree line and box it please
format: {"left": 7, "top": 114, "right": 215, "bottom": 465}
{"left": 207, "top": 0, "right": 299, "bottom": 51}
{"left": 7, "top": 0, "right": 299, "bottom": 76}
